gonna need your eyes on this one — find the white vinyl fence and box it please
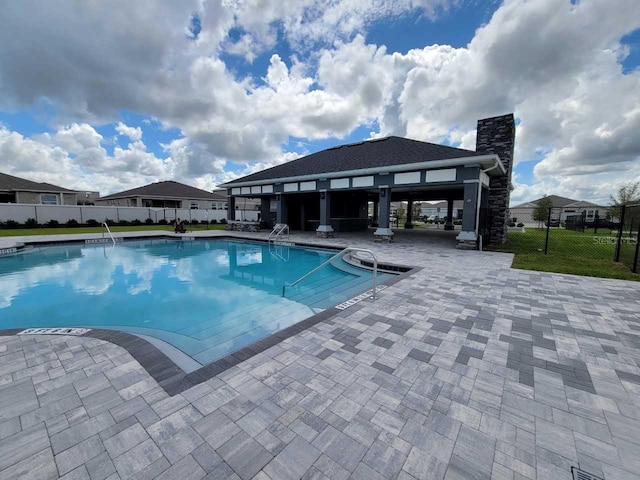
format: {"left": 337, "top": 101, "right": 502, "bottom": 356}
{"left": 0, "top": 203, "right": 258, "bottom": 224}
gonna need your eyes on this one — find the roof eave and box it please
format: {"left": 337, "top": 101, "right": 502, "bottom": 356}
{"left": 221, "top": 154, "right": 503, "bottom": 188}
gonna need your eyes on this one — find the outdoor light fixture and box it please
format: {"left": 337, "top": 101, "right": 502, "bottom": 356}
{"left": 320, "top": 191, "right": 326, "bottom": 200}
{"left": 380, "top": 189, "right": 386, "bottom": 198}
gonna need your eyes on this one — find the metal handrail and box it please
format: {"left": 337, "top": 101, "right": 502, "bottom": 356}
{"left": 269, "top": 224, "right": 289, "bottom": 244}
{"left": 102, "top": 222, "right": 116, "bottom": 245}
{"left": 282, "top": 247, "right": 378, "bottom": 299}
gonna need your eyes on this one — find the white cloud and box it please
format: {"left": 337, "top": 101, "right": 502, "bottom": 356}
{"left": 115, "top": 122, "right": 143, "bottom": 142}
{"left": 0, "top": 0, "right": 638, "bottom": 205}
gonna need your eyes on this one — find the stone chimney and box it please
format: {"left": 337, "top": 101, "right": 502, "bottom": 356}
{"left": 475, "top": 114, "right": 516, "bottom": 245}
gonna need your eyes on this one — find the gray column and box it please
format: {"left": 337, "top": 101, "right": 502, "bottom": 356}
{"left": 374, "top": 187, "right": 393, "bottom": 238}
{"left": 260, "top": 197, "right": 271, "bottom": 229}
{"left": 445, "top": 198, "right": 454, "bottom": 230}
{"left": 457, "top": 181, "right": 478, "bottom": 244}
{"left": 276, "top": 194, "right": 288, "bottom": 224}
{"left": 227, "top": 196, "right": 236, "bottom": 221}
{"left": 316, "top": 190, "right": 334, "bottom": 236}
{"left": 372, "top": 200, "right": 379, "bottom": 226}
{"left": 404, "top": 200, "right": 414, "bottom": 229}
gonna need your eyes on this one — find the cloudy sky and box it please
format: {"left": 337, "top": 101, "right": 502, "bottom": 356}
{"left": 0, "top": 0, "right": 638, "bottom": 205}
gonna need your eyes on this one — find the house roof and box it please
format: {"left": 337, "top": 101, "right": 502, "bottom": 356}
{"left": 0, "top": 172, "right": 76, "bottom": 193}
{"left": 99, "top": 181, "right": 216, "bottom": 201}
{"left": 223, "top": 136, "right": 489, "bottom": 186}
{"left": 512, "top": 195, "right": 606, "bottom": 209}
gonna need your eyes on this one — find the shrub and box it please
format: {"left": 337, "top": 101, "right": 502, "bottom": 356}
{"left": 86, "top": 219, "right": 99, "bottom": 227}
{"left": 4, "top": 219, "right": 19, "bottom": 229}
{"left": 507, "top": 221, "right": 516, "bottom": 227}
{"left": 158, "top": 219, "right": 168, "bottom": 225}
{"left": 454, "top": 220, "right": 462, "bottom": 225}
{"left": 190, "top": 219, "right": 199, "bottom": 225}
{"left": 104, "top": 219, "right": 114, "bottom": 226}
{"left": 211, "top": 219, "right": 218, "bottom": 224}
{"left": 24, "top": 218, "right": 38, "bottom": 228}
{"left": 46, "top": 219, "right": 60, "bottom": 228}
{"left": 131, "top": 219, "right": 142, "bottom": 225}
{"left": 117, "top": 220, "right": 130, "bottom": 226}
{"left": 145, "top": 218, "right": 154, "bottom": 225}
{"left": 517, "top": 222, "right": 524, "bottom": 228}
{"left": 66, "top": 219, "right": 79, "bottom": 227}
{"left": 220, "top": 218, "right": 227, "bottom": 224}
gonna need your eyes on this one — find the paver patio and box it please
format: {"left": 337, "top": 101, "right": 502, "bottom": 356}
{"left": 0, "top": 229, "right": 639, "bottom": 479}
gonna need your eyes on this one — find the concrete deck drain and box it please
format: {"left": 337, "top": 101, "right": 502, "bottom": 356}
{"left": 571, "top": 466, "right": 603, "bottom": 480}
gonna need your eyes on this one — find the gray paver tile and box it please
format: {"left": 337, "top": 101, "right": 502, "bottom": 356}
{"left": 112, "top": 438, "right": 164, "bottom": 479}
{"left": 55, "top": 435, "right": 105, "bottom": 476}
{"left": 264, "top": 435, "right": 321, "bottom": 480}
{"left": 0, "top": 423, "right": 50, "bottom": 471}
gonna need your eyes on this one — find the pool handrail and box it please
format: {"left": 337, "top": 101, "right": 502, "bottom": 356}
{"left": 269, "top": 223, "right": 290, "bottom": 245}
{"left": 282, "top": 247, "right": 378, "bottom": 299}
{"left": 102, "top": 222, "right": 116, "bottom": 245}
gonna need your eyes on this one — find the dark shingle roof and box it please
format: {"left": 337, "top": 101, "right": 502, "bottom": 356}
{"left": 530, "top": 195, "right": 579, "bottom": 208}
{"left": 99, "top": 181, "right": 216, "bottom": 201}
{"left": 0, "top": 172, "right": 76, "bottom": 193}
{"left": 224, "top": 136, "right": 485, "bottom": 185}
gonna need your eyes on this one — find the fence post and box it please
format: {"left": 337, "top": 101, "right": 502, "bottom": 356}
{"left": 34, "top": 205, "right": 38, "bottom": 224}
{"left": 615, "top": 205, "right": 626, "bottom": 262}
{"left": 544, "top": 207, "right": 551, "bottom": 254}
{"left": 633, "top": 223, "right": 640, "bottom": 274}
{"left": 593, "top": 211, "right": 597, "bottom": 234}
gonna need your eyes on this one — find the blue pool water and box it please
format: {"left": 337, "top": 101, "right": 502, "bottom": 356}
{"left": 0, "top": 239, "right": 387, "bottom": 364}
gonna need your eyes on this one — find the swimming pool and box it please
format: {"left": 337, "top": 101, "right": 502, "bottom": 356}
{"left": 0, "top": 239, "right": 388, "bottom": 365}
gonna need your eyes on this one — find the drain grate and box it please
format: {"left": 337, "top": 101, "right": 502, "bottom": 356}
{"left": 571, "top": 467, "right": 603, "bottom": 480}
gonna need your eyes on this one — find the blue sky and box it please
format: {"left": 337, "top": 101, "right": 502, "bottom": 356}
{"left": 0, "top": 0, "right": 638, "bottom": 204}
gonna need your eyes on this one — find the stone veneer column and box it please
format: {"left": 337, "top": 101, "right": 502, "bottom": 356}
{"left": 475, "top": 114, "right": 516, "bottom": 245}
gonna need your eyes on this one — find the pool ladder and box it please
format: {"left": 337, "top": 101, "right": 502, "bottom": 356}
{"left": 282, "top": 247, "right": 378, "bottom": 299}
{"left": 269, "top": 224, "right": 290, "bottom": 261}
{"left": 102, "top": 222, "right": 116, "bottom": 245}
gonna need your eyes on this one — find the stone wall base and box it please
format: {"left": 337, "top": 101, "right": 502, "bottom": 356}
{"left": 374, "top": 235, "right": 394, "bottom": 243}
{"left": 456, "top": 239, "right": 478, "bottom": 250}
{"left": 316, "top": 231, "right": 334, "bottom": 238}
{"left": 226, "top": 221, "right": 260, "bottom": 232}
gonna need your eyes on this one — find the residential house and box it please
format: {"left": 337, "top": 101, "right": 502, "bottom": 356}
{"left": 510, "top": 195, "right": 609, "bottom": 225}
{"left": 0, "top": 172, "right": 78, "bottom": 205}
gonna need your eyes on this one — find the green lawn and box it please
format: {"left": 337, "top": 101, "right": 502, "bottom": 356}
{"left": 487, "top": 227, "right": 639, "bottom": 281}
{"left": 0, "top": 224, "right": 227, "bottom": 237}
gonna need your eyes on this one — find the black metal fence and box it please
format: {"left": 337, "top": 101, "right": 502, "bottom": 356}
{"left": 483, "top": 204, "right": 640, "bottom": 274}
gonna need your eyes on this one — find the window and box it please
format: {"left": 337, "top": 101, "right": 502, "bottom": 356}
{"left": 144, "top": 200, "right": 152, "bottom": 207}
{"left": 190, "top": 201, "right": 199, "bottom": 209}
{"left": 40, "top": 194, "right": 59, "bottom": 205}
{"left": 586, "top": 209, "right": 595, "bottom": 218}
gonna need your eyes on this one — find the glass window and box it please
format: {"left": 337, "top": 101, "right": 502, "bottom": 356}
{"left": 40, "top": 194, "right": 59, "bottom": 205}
{"left": 190, "top": 201, "right": 199, "bottom": 209}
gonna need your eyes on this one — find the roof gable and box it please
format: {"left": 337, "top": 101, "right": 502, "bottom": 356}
{"left": 0, "top": 172, "right": 75, "bottom": 193}
{"left": 99, "top": 181, "right": 216, "bottom": 201}
{"left": 224, "top": 136, "right": 486, "bottom": 185}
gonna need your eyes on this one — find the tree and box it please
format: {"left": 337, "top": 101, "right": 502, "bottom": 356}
{"left": 609, "top": 181, "right": 640, "bottom": 220}
{"left": 533, "top": 195, "right": 553, "bottom": 228}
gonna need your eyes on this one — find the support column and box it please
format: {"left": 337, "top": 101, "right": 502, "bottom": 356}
{"left": 456, "top": 181, "right": 478, "bottom": 249}
{"left": 317, "top": 191, "right": 334, "bottom": 238}
{"left": 374, "top": 187, "right": 393, "bottom": 242}
{"left": 444, "top": 198, "right": 454, "bottom": 230}
{"left": 276, "top": 194, "right": 288, "bottom": 225}
{"left": 372, "top": 200, "right": 379, "bottom": 227}
{"left": 227, "top": 196, "right": 236, "bottom": 221}
{"left": 260, "top": 197, "right": 271, "bottom": 229}
{"left": 404, "top": 200, "right": 414, "bottom": 229}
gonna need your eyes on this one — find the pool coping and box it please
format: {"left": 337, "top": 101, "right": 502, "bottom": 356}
{"left": 0, "top": 233, "right": 418, "bottom": 395}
